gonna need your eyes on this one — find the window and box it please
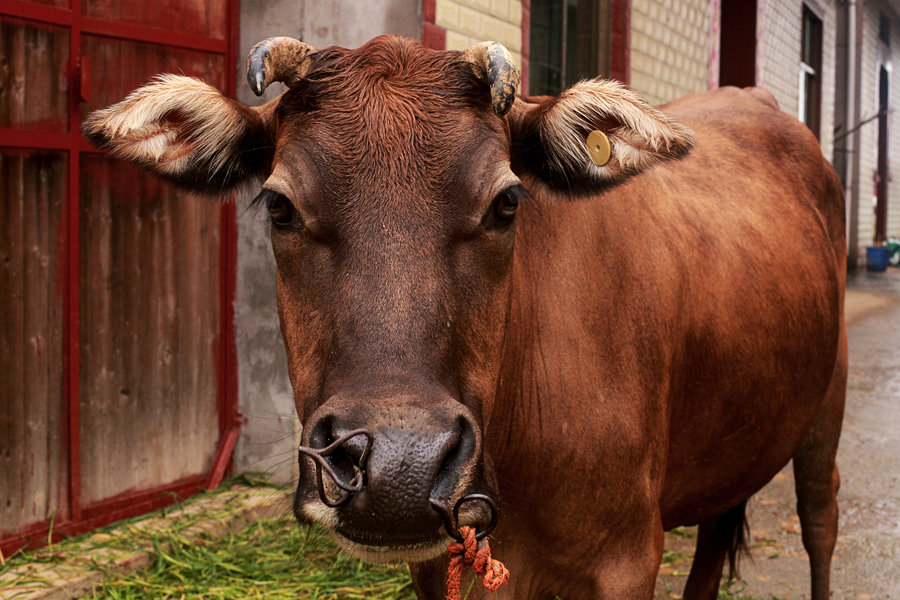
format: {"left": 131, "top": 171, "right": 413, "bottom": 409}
{"left": 798, "top": 5, "right": 823, "bottom": 138}
{"left": 529, "top": 0, "right": 610, "bottom": 95}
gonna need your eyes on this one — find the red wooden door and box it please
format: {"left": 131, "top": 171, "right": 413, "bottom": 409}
{"left": 1, "top": 0, "right": 238, "bottom": 556}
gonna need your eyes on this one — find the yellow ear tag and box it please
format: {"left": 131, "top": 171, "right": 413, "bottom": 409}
{"left": 586, "top": 130, "right": 611, "bottom": 167}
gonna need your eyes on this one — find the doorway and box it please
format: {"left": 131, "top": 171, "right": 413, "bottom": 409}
{"left": 876, "top": 64, "right": 890, "bottom": 243}
{"left": 719, "top": 0, "right": 757, "bottom": 87}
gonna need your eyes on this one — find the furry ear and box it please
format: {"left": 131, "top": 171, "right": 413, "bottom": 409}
{"left": 510, "top": 79, "right": 694, "bottom": 191}
{"left": 82, "top": 75, "right": 275, "bottom": 194}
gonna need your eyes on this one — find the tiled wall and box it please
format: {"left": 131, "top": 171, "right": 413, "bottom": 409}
{"left": 629, "top": 0, "right": 711, "bottom": 105}
{"left": 435, "top": 0, "right": 524, "bottom": 65}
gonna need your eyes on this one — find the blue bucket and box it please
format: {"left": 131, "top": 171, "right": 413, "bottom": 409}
{"left": 866, "top": 246, "right": 890, "bottom": 271}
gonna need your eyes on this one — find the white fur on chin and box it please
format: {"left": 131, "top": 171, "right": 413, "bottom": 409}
{"left": 301, "top": 502, "right": 452, "bottom": 563}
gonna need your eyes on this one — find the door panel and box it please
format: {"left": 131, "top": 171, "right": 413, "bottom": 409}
{"left": 0, "top": 17, "right": 70, "bottom": 132}
{"left": 80, "top": 35, "right": 225, "bottom": 114}
{"left": 0, "top": 0, "right": 236, "bottom": 555}
{"left": 0, "top": 149, "right": 67, "bottom": 530}
{"left": 78, "top": 157, "right": 220, "bottom": 504}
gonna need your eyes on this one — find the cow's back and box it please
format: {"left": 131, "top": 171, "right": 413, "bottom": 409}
{"left": 494, "top": 86, "right": 845, "bottom": 532}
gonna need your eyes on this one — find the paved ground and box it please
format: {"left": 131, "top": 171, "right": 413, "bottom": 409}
{"left": 656, "top": 268, "right": 900, "bottom": 599}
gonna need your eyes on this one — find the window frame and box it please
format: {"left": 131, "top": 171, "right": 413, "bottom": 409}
{"left": 798, "top": 2, "right": 823, "bottom": 139}
{"left": 528, "top": 0, "right": 610, "bottom": 96}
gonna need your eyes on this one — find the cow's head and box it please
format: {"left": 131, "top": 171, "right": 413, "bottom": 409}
{"left": 83, "top": 35, "right": 692, "bottom": 562}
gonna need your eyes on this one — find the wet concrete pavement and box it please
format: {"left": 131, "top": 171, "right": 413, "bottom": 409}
{"left": 656, "top": 268, "right": 900, "bottom": 599}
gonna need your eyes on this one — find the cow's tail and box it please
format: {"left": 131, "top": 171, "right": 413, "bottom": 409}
{"left": 723, "top": 500, "right": 750, "bottom": 581}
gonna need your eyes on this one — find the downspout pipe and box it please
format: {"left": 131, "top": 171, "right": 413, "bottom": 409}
{"left": 848, "top": 0, "right": 863, "bottom": 270}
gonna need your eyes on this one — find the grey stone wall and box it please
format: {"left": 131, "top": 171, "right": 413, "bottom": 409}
{"left": 231, "top": 0, "right": 421, "bottom": 485}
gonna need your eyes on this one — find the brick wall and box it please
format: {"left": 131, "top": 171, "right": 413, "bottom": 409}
{"left": 857, "top": 2, "right": 879, "bottom": 251}
{"left": 434, "top": 0, "right": 524, "bottom": 66}
{"left": 629, "top": 0, "right": 711, "bottom": 106}
{"left": 879, "top": 5, "right": 900, "bottom": 243}
{"left": 855, "top": 1, "right": 900, "bottom": 253}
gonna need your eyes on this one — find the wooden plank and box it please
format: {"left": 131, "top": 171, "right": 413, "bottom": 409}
{"left": 80, "top": 34, "right": 226, "bottom": 117}
{"left": 78, "top": 157, "right": 220, "bottom": 504}
{"left": 0, "top": 150, "right": 66, "bottom": 535}
{"left": 0, "top": 17, "right": 70, "bottom": 132}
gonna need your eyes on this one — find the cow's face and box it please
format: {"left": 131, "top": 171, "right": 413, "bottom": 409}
{"left": 264, "top": 43, "right": 521, "bottom": 560}
{"left": 83, "top": 35, "right": 692, "bottom": 562}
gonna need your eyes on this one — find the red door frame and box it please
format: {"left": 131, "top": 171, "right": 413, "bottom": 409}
{"left": 1, "top": 0, "right": 240, "bottom": 558}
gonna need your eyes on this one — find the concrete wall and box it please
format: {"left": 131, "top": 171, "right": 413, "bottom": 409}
{"left": 630, "top": 0, "right": 711, "bottom": 106}
{"left": 232, "top": 0, "right": 421, "bottom": 485}
{"left": 435, "top": 0, "right": 524, "bottom": 66}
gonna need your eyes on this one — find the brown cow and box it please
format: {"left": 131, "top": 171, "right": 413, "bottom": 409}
{"left": 83, "top": 35, "right": 846, "bottom": 600}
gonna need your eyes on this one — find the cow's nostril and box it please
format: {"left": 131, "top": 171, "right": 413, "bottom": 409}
{"left": 431, "top": 416, "right": 477, "bottom": 499}
{"left": 309, "top": 414, "right": 337, "bottom": 448}
{"left": 309, "top": 416, "right": 368, "bottom": 471}
{"left": 301, "top": 416, "right": 373, "bottom": 506}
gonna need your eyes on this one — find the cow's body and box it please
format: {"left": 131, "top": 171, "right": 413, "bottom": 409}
{"left": 446, "top": 86, "right": 846, "bottom": 598}
{"left": 85, "top": 36, "right": 846, "bottom": 600}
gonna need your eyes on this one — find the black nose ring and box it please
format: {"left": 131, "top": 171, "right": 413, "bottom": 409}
{"left": 430, "top": 493, "right": 500, "bottom": 542}
{"left": 298, "top": 428, "right": 373, "bottom": 508}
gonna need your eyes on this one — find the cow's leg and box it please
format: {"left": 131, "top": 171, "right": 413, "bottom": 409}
{"left": 589, "top": 510, "right": 665, "bottom": 599}
{"left": 681, "top": 502, "right": 747, "bottom": 600}
{"left": 792, "top": 332, "right": 846, "bottom": 600}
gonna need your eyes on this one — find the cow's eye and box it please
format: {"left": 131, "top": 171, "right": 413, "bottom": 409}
{"left": 485, "top": 185, "right": 528, "bottom": 229}
{"left": 253, "top": 189, "right": 299, "bottom": 230}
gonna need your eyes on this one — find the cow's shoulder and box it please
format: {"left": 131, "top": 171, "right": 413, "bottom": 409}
{"left": 658, "top": 86, "right": 830, "bottom": 180}
{"left": 660, "top": 85, "right": 781, "bottom": 117}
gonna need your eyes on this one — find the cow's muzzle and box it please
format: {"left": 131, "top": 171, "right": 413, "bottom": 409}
{"left": 297, "top": 402, "right": 493, "bottom": 550}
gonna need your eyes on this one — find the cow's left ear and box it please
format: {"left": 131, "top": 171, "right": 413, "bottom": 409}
{"left": 509, "top": 79, "right": 694, "bottom": 190}
{"left": 83, "top": 74, "right": 275, "bottom": 194}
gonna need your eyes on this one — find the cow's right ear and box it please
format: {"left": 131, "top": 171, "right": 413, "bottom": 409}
{"left": 508, "top": 79, "right": 694, "bottom": 192}
{"left": 82, "top": 74, "right": 276, "bottom": 194}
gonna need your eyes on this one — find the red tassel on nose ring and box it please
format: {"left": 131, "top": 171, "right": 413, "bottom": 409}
{"left": 445, "top": 526, "right": 509, "bottom": 600}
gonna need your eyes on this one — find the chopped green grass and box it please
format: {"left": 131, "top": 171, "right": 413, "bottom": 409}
{"left": 0, "top": 481, "right": 781, "bottom": 600}
{"left": 85, "top": 519, "right": 416, "bottom": 599}
{"left": 1, "top": 481, "right": 416, "bottom": 600}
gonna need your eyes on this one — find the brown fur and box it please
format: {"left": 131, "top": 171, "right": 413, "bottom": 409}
{"left": 85, "top": 36, "right": 846, "bottom": 600}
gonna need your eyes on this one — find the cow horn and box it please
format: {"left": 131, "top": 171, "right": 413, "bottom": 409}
{"left": 246, "top": 36, "right": 317, "bottom": 97}
{"left": 463, "top": 41, "right": 520, "bottom": 116}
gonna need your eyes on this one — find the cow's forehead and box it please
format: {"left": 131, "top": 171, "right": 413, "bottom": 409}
{"left": 262, "top": 37, "right": 515, "bottom": 222}
{"left": 272, "top": 38, "right": 497, "bottom": 140}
